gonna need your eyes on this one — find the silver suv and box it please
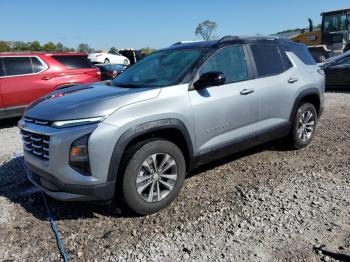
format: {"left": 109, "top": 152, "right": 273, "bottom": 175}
{"left": 19, "top": 36, "right": 325, "bottom": 215}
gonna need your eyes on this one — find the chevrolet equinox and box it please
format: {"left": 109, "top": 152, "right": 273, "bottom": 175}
{"left": 19, "top": 36, "right": 325, "bottom": 215}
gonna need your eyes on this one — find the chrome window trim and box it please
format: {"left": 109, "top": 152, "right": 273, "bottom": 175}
{"left": 0, "top": 55, "right": 49, "bottom": 78}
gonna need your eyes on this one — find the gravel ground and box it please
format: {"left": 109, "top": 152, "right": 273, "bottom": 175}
{"left": 0, "top": 92, "right": 349, "bottom": 261}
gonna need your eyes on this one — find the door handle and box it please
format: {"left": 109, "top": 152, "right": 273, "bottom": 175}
{"left": 288, "top": 78, "right": 298, "bottom": 83}
{"left": 41, "top": 76, "right": 52, "bottom": 80}
{"left": 240, "top": 88, "right": 255, "bottom": 95}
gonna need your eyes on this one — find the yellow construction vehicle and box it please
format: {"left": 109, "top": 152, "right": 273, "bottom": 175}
{"left": 290, "top": 8, "right": 350, "bottom": 62}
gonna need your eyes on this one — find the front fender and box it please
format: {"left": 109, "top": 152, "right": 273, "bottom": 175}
{"left": 106, "top": 118, "right": 195, "bottom": 183}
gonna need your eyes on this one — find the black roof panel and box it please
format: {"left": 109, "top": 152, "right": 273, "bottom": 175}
{"left": 163, "top": 36, "right": 299, "bottom": 51}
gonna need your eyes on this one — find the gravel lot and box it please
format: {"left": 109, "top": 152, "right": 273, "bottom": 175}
{"left": 0, "top": 92, "right": 349, "bottom": 261}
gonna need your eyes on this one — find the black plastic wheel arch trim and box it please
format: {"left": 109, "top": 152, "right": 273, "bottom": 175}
{"left": 107, "top": 119, "right": 195, "bottom": 183}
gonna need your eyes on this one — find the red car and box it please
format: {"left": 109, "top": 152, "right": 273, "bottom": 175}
{"left": 0, "top": 53, "right": 101, "bottom": 119}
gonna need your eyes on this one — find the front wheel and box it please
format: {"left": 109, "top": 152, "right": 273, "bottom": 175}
{"left": 289, "top": 102, "right": 317, "bottom": 149}
{"left": 123, "top": 59, "right": 129, "bottom": 66}
{"left": 121, "top": 140, "right": 186, "bottom": 215}
{"left": 104, "top": 58, "right": 110, "bottom": 64}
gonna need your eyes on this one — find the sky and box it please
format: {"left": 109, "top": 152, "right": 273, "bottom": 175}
{"left": 0, "top": 0, "right": 349, "bottom": 50}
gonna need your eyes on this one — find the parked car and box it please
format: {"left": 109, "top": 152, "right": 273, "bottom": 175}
{"left": 321, "top": 52, "right": 350, "bottom": 88}
{"left": 95, "top": 64, "right": 126, "bottom": 80}
{"left": 0, "top": 53, "right": 100, "bottom": 120}
{"left": 118, "top": 49, "right": 145, "bottom": 65}
{"left": 88, "top": 51, "right": 130, "bottom": 65}
{"left": 19, "top": 36, "right": 324, "bottom": 215}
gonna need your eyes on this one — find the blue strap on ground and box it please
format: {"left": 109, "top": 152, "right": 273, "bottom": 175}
{"left": 15, "top": 153, "right": 69, "bottom": 262}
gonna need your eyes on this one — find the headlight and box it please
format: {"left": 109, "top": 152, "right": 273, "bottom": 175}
{"left": 52, "top": 116, "right": 105, "bottom": 128}
{"left": 69, "top": 135, "right": 91, "bottom": 176}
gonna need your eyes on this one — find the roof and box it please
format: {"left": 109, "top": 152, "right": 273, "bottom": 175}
{"left": 0, "top": 52, "right": 87, "bottom": 56}
{"left": 321, "top": 8, "right": 350, "bottom": 15}
{"left": 164, "top": 35, "right": 295, "bottom": 51}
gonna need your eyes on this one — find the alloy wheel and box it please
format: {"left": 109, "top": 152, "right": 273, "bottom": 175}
{"left": 136, "top": 153, "right": 178, "bottom": 203}
{"left": 297, "top": 110, "right": 315, "bottom": 142}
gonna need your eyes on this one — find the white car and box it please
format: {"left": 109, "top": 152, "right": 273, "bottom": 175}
{"left": 88, "top": 52, "right": 130, "bottom": 65}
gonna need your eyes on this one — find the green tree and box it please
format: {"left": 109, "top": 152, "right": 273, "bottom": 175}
{"left": 10, "top": 41, "right": 30, "bottom": 51}
{"left": 77, "top": 43, "right": 92, "bottom": 53}
{"left": 43, "top": 41, "right": 57, "bottom": 52}
{"left": 56, "top": 42, "right": 65, "bottom": 52}
{"left": 0, "top": 41, "right": 10, "bottom": 52}
{"left": 29, "top": 41, "right": 41, "bottom": 52}
{"left": 195, "top": 20, "right": 217, "bottom": 40}
{"left": 109, "top": 47, "right": 118, "bottom": 54}
{"left": 140, "top": 47, "right": 156, "bottom": 56}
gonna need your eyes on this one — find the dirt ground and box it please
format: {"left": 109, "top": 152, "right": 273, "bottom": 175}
{"left": 0, "top": 92, "right": 349, "bottom": 262}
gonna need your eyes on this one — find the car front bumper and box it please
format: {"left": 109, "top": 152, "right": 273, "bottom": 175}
{"left": 26, "top": 162, "right": 115, "bottom": 201}
{"left": 18, "top": 119, "right": 120, "bottom": 201}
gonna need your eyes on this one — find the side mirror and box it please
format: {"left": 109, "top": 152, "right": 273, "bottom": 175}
{"left": 194, "top": 71, "right": 225, "bottom": 90}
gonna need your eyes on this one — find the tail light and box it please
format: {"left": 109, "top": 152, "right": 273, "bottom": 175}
{"left": 106, "top": 70, "right": 118, "bottom": 78}
{"left": 85, "top": 69, "right": 101, "bottom": 77}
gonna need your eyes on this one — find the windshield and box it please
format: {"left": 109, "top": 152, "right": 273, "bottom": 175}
{"left": 112, "top": 49, "right": 204, "bottom": 87}
{"left": 323, "top": 13, "right": 348, "bottom": 33}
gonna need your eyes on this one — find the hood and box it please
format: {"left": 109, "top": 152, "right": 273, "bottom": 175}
{"left": 25, "top": 82, "right": 161, "bottom": 121}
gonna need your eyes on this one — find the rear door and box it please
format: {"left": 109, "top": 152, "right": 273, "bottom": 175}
{"left": 50, "top": 55, "right": 100, "bottom": 84}
{"left": 1, "top": 56, "right": 51, "bottom": 114}
{"left": 249, "top": 44, "right": 300, "bottom": 131}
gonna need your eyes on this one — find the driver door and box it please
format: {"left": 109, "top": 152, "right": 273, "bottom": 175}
{"left": 188, "top": 45, "right": 259, "bottom": 158}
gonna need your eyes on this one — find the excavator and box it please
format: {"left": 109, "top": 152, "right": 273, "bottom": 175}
{"left": 290, "top": 8, "right": 350, "bottom": 62}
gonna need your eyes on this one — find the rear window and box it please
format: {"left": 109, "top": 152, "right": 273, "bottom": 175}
{"left": 51, "top": 55, "right": 93, "bottom": 69}
{"left": 3, "top": 57, "right": 33, "bottom": 76}
{"left": 31, "top": 57, "right": 46, "bottom": 73}
{"left": 287, "top": 44, "right": 316, "bottom": 65}
{"left": 251, "top": 45, "right": 285, "bottom": 77}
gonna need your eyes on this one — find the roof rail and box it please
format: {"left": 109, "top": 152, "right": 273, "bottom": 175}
{"left": 243, "top": 35, "right": 279, "bottom": 41}
{"left": 218, "top": 35, "right": 240, "bottom": 43}
{"left": 218, "top": 35, "right": 280, "bottom": 43}
{"left": 171, "top": 40, "right": 204, "bottom": 46}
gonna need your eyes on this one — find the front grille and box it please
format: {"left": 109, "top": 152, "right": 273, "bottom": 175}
{"left": 21, "top": 130, "right": 50, "bottom": 160}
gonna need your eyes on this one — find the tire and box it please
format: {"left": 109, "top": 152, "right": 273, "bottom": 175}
{"left": 121, "top": 139, "right": 186, "bottom": 215}
{"left": 123, "top": 59, "right": 129, "bottom": 66}
{"left": 289, "top": 102, "right": 317, "bottom": 149}
{"left": 104, "top": 58, "right": 110, "bottom": 64}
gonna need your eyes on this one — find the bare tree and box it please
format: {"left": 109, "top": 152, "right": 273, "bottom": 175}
{"left": 195, "top": 20, "right": 217, "bottom": 40}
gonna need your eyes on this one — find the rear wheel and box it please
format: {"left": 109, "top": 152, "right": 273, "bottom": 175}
{"left": 289, "top": 102, "right": 317, "bottom": 149}
{"left": 123, "top": 59, "right": 129, "bottom": 66}
{"left": 121, "top": 140, "right": 186, "bottom": 215}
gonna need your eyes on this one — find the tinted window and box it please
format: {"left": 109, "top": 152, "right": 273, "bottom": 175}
{"left": 280, "top": 50, "right": 293, "bottom": 70}
{"left": 287, "top": 44, "right": 316, "bottom": 65}
{"left": 31, "top": 57, "right": 46, "bottom": 73}
{"left": 51, "top": 55, "right": 93, "bottom": 69}
{"left": 251, "top": 45, "right": 284, "bottom": 77}
{"left": 0, "top": 59, "right": 4, "bottom": 77}
{"left": 3, "top": 57, "right": 33, "bottom": 76}
{"left": 199, "top": 46, "right": 248, "bottom": 83}
{"left": 323, "top": 13, "right": 348, "bottom": 33}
